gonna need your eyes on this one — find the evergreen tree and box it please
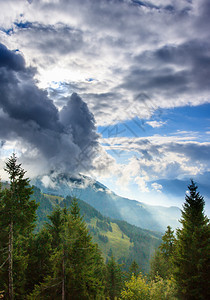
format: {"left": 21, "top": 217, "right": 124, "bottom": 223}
{"left": 65, "top": 199, "right": 105, "bottom": 299}
{"left": 128, "top": 260, "right": 140, "bottom": 278}
{"left": 25, "top": 228, "right": 53, "bottom": 294}
{"left": 173, "top": 180, "right": 210, "bottom": 300}
{"left": 28, "top": 199, "right": 105, "bottom": 299}
{"left": 0, "top": 154, "right": 38, "bottom": 299}
{"left": 105, "top": 255, "right": 123, "bottom": 300}
{"left": 150, "top": 226, "right": 175, "bottom": 280}
{"left": 150, "top": 249, "right": 169, "bottom": 280}
{"left": 160, "top": 226, "right": 175, "bottom": 260}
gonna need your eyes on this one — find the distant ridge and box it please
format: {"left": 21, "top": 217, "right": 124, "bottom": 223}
{"left": 32, "top": 186, "right": 162, "bottom": 273}
{"left": 31, "top": 172, "right": 181, "bottom": 232}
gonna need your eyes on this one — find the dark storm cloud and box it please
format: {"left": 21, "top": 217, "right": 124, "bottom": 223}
{"left": 134, "top": 138, "right": 210, "bottom": 164}
{"left": 166, "top": 142, "right": 210, "bottom": 162}
{"left": 0, "top": 43, "right": 99, "bottom": 173}
{"left": 120, "top": 38, "right": 210, "bottom": 100}
{"left": 155, "top": 40, "right": 210, "bottom": 89}
{"left": 0, "top": 140, "right": 5, "bottom": 148}
{"left": 85, "top": 92, "right": 121, "bottom": 110}
{"left": 0, "top": 43, "right": 25, "bottom": 71}
{"left": 195, "top": 0, "right": 210, "bottom": 34}
{"left": 131, "top": 0, "right": 159, "bottom": 10}
{"left": 60, "top": 93, "right": 99, "bottom": 150}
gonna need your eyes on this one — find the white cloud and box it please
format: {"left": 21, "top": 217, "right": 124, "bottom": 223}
{"left": 146, "top": 120, "right": 166, "bottom": 128}
{"left": 135, "top": 176, "right": 149, "bottom": 193}
{"left": 151, "top": 182, "right": 163, "bottom": 192}
{"left": 1, "top": 0, "right": 210, "bottom": 205}
{"left": 98, "top": 134, "right": 210, "bottom": 186}
{"left": 0, "top": 0, "right": 209, "bottom": 126}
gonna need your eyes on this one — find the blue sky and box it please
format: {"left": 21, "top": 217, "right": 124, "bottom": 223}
{"left": 0, "top": 0, "right": 209, "bottom": 212}
{"left": 99, "top": 104, "right": 210, "bottom": 140}
{"left": 97, "top": 103, "right": 210, "bottom": 211}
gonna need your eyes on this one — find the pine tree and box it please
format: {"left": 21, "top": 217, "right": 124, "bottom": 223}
{"left": 160, "top": 226, "right": 175, "bottom": 260}
{"left": 0, "top": 154, "right": 38, "bottom": 299}
{"left": 173, "top": 180, "right": 210, "bottom": 300}
{"left": 28, "top": 199, "right": 105, "bottom": 299}
{"left": 105, "top": 255, "right": 123, "bottom": 300}
{"left": 150, "top": 249, "right": 169, "bottom": 280}
{"left": 129, "top": 260, "right": 140, "bottom": 278}
{"left": 65, "top": 199, "right": 105, "bottom": 299}
{"left": 25, "top": 227, "right": 53, "bottom": 295}
{"left": 150, "top": 226, "right": 175, "bottom": 280}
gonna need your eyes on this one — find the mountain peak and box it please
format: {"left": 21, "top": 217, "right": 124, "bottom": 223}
{"left": 31, "top": 172, "right": 180, "bottom": 232}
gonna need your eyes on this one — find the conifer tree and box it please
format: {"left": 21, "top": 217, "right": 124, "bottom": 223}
{"left": 28, "top": 199, "right": 105, "bottom": 299}
{"left": 105, "top": 255, "right": 123, "bottom": 300}
{"left": 160, "top": 226, "right": 175, "bottom": 260}
{"left": 174, "top": 180, "right": 210, "bottom": 300}
{"left": 0, "top": 154, "right": 38, "bottom": 299}
{"left": 150, "top": 226, "right": 175, "bottom": 280}
{"left": 25, "top": 227, "right": 53, "bottom": 294}
{"left": 129, "top": 260, "right": 140, "bottom": 278}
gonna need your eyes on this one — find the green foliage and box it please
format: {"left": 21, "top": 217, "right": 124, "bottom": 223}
{"left": 31, "top": 186, "right": 53, "bottom": 231}
{"left": 149, "top": 181, "right": 210, "bottom": 300}
{"left": 1, "top": 154, "right": 38, "bottom": 233}
{"left": 64, "top": 195, "right": 104, "bottom": 222}
{"left": 160, "top": 226, "right": 175, "bottom": 259}
{"left": 120, "top": 273, "right": 150, "bottom": 300}
{"left": 121, "top": 274, "right": 177, "bottom": 300}
{"left": 28, "top": 199, "right": 105, "bottom": 299}
{"left": 150, "top": 226, "right": 175, "bottom": 280}
{"left": 105, "top": 255, "right": 123, "bottom": 300}
{"left": 98, "top": 234, "right": 109, "bottom": 243}
{"left": 128, "top": 260, "right": 139, "bottom": 279}
{"left": 0, "top": 154, "right": 38, "bottom": 298}
{"left": 150, "top": 276, "right": 178, "bottom": 300}
{"left": 150, "top": 249, "right": 169, "bottom": 280}
{"left": 25, "top": 228, "right": 53, "bottom": 293}
{"left": 36, "top": 192, "right": 161, "bottom": 273}
{"left": 114, "top": 220, "right": 161, "bottom": 272}
{"left": 173, "top": 180, "right": 210, "bottom": 300}
{"left": 96, "top": 219, "right": 112, "bottom": 232}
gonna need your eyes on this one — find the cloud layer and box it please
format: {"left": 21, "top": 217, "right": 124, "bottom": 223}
{"left": 0, "top": 0, "right": 209, "bottom": 204}
{"left": 0, "top": 43, "right": 100, "bottom": 176}
{"left": 100, "top": 135, "right": 210, "bottom": 191}
{"left": 0, "top": 0, "right": 209, "bottom": 125}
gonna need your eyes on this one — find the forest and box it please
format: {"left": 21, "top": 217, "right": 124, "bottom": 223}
{"left": 0, "top": 154, "right": 209, "bottom": 299}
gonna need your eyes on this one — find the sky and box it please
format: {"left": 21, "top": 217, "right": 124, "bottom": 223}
{"left": 0, "top": 0, "right": 210, "bottom": 211}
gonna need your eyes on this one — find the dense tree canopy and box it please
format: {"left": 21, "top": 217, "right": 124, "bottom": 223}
{"left": 1, "top": 156, "right": 209, "bottom": 299}
{"left": 28, "top": 200, "right": 105, "bottom": 299}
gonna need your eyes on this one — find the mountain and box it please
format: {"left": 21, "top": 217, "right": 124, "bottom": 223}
{"left": 32, "top": 186, "right": 162, "bottom": 273}
{"left": 31, "top": 173, "right": 181, "bottom": 232}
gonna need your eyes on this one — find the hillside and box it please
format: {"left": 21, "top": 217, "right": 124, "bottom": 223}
{"left": 31, "top": 173, "right": 181, "bottom": 231}
{"left": 32, "top": 186, "right": 161, "bottom": 273}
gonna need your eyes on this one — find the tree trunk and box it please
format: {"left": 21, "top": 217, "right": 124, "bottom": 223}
{"left": 8, "top": 220, "right": 14, "bottom": 300}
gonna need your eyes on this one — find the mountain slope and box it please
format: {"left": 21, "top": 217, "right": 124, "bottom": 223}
{"left": 32, "top": 186, "right": 161, "bottom": 273}
{"left": 32, "top": 173, "right": 181, "bottom": 231}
